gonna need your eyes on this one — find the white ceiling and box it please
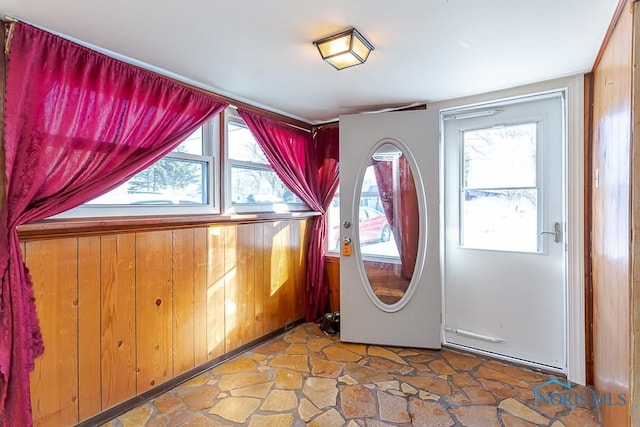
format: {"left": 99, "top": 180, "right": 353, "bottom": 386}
{"left": 0, "top": 0, "right": 619, "bottom": 124}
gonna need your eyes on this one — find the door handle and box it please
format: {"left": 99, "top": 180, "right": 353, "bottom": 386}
{"left": 540, "top": 222, "right": 562, "bottom": 243}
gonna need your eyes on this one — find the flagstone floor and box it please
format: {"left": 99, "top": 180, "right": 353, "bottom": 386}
{"left": 104, "top": 323, "right": 601, "bottom": 426}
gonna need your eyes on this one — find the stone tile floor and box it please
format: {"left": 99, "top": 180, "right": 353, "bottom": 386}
{"left": 105, "top": 323, "right": 601, "bottom": 426}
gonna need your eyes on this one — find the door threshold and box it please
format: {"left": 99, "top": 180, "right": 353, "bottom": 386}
{"left": 443, "top": 342, "right": 566, "bottom": 377}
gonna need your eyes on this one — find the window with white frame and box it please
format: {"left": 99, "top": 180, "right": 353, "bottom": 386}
{"left": 56, "top": 109, "right": 310, "bottom": 218}
{"left": 225, "top": 108, "right": 307, "bottom": 212}
{"left": 57, "top": 118, "right": 219, "bottom": 217}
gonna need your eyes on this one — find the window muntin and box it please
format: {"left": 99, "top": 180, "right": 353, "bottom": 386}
{"left": 225, "top": 109, "right": 307, "bottom": 212}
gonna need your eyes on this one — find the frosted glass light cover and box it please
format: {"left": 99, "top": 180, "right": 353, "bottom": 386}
{"left": 314, "top": 28, "right": 374, "bottom": 70}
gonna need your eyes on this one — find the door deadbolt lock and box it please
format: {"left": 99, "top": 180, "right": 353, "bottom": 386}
{"left": 343, "top": 220, "right": 351, "bottom": 229}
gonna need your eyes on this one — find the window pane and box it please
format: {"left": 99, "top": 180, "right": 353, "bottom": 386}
{"left": 358, "top": 165, "right": 399, "bottom": 258}
{"left": 327, "top": 166, "right": 400, "bottom": 259}
{"left": 88, "top": 158, "right": 207, "bottom": 205}
{"left": 463, "top": 123, "right": 536, "bottom": 188}
{"left": 328, "top": 194, "right": 340, "bottom": 252}
{"left": 461, "top": 189, "right": 538, "bottom": 252}
{"left": 228, "top": 122, "right": 269, "bottom": 164}
{"left": 174, "top": 127, "right": 203, "bottom": 155}
{"left": 231, "top": 166, "right": 302, "bottom": 204}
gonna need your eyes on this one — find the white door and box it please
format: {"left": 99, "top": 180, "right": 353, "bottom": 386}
{"left": 443, "top": 94, "right": 566, "bottom": 370}
{"left": 339, "top": 110, "right": 441, "bottom": 348}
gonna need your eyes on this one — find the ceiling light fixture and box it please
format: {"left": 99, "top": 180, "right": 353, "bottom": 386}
{"left": 313, "top": 27, "right": 374, "bottom": 71}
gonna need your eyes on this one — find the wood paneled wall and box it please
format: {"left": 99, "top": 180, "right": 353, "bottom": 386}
{"left": 325, "top": 256, "right": 340, "bottom": 312}
{"left": 23, "top": 219, "right": 310, "bottom": 426}
{"left": 591, "top": 1, "right": 632, "bottom": 425}
{"left": 631, "top": 2, "right": 640, "bottom": 423}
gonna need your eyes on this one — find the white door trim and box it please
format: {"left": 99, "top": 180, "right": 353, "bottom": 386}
{"left": 431, "top": 75, "right": 585, "bottom": 385}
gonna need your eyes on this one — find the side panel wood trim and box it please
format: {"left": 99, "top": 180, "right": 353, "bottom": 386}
{"left": 591, "top": 1, "right": 632, "bottom": 424}
{"left": 593, "top": 0, "right": 632, "bottom": 70}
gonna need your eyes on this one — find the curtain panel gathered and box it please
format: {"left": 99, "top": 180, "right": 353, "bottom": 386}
{"left": 1, "top": 22, "right": 227, "bottom": 425}
{"left": 307, "top": 126, "right": 339, "bottom": 319}
{"left": 237, "top": 110, "right": 339, "bottom": 322}
{"left": 373, "top": 157, "right": 419, "bottom": 279}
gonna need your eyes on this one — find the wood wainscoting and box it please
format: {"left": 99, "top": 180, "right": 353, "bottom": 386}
{"left": 325, "top": 255, "right": 340, "bottom": 312}
{"left": 21, "top": 218, "right": 311, "bottom": 426}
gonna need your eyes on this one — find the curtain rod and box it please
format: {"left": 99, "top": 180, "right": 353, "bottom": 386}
{"left": 2, "top": 16, "right": 16, "bottom": 54}
{"left": 313, "top": 101, "right": 427, "bottom": 131}
{"left": 0, "top": 14, "right": 313, "bottom": 132}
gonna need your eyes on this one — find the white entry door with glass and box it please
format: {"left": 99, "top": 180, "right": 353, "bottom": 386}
{"left": 443, "top": 94, "right": 566, "bottom": 370}
{"left": 336, "top": 109, "right": 441, "bottom": 349}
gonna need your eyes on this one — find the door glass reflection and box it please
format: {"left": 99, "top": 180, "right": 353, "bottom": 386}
{"left": 358, "top": 143, "right": 421, "bottom": 306}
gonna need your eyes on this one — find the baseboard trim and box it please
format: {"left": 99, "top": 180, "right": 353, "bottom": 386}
{"left": 75, "top": 318, "right": 305, "bottom": 427}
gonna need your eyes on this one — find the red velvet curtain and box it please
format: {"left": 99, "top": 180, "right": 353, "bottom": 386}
{"left": 237, "top": 110, "right": 339, "bottom": 321}
{"left": 1, "top": 23, "right": 227, "bottom": 425}
{"left": 307, "top": 126, "right": 339, "bottom": 320}
{"left": 373, "top": 156, "right": 418, "bottom": 279}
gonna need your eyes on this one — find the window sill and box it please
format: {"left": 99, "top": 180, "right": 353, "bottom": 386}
{"left": 18, "top": 211, "right": 320, "bottom": 240}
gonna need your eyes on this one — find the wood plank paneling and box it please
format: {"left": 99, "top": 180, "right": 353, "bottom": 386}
{"left": 254, "top": 223, "right": 266, "bottom": 337}
{"left": 299, "top": 219, "right": 310, "bottom": 316}
{"left": 631, "top": 2, "right": 640, "bottom": 423}
{"left": 264, "top": 221, "right": 284, "bottom": 332}
{"left": 325, "top": 256, "right": 340, "bottom": 313}
{"left": 206, "top": 226, "right": 225, "bottom": 359}
{"left": 279, "top": 222, "right": 294, "bottom": 325}
{"left": 193, "top": 228, "right": 209, "bottom": 365}
{"left": 100, "top": 234, "right": 136, "bottom": 409}
{"left": 136, "top": 231, "right": 173, "bottom": 393}
{"left": 78, "top": 236, "right": 102, "bottom": 421}
{"left": 24, "top": 218, "right": 310, "bottom": 422}
{"left": 173, "top": 229, "right": 195, "bottom": 375}
{"left": 236, "top": 224, "right": 257, "bottom": 347}
{"left": 591, "top": 1, "right": 632, "bottom": 425}
{"left": 224, "top": 225, "right": 238, "bottom": 351}
{"left": 290, "top": 219, "right": 306, "bottom": 320}
{"left": 28, "top": 239, "right": 78, "bottom": 427}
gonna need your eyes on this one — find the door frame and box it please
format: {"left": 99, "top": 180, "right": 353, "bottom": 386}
{"left": 432, "top": 75, "right": 585, "bottom": 384}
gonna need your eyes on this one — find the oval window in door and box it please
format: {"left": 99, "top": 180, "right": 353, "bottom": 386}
{"left": 357, "top": 141, "right": 421, "bottom": 309}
